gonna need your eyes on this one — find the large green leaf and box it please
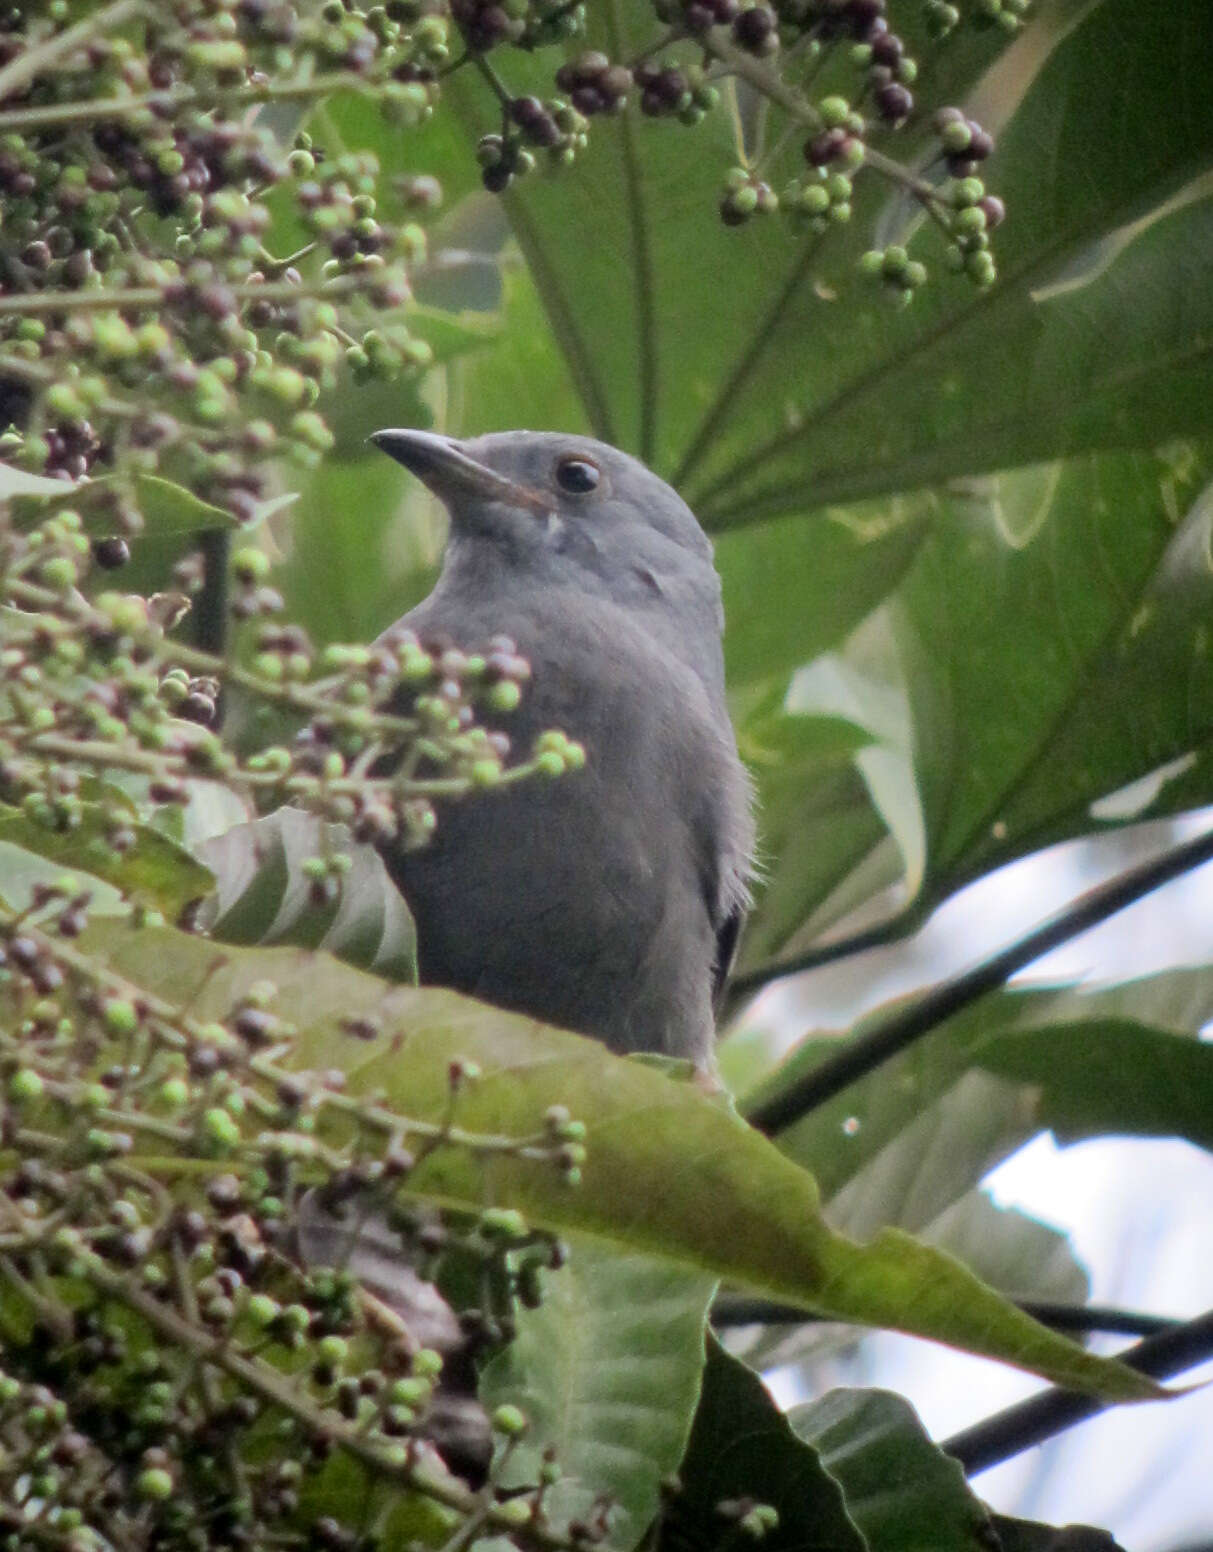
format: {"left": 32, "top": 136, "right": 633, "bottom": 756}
{"left": 790, "top": 1389, "right": 995, "bottom": 1552}
{"left": 744, "top": 968, "right": 1213, "bottom": 1200}
{"left": 898, "top": 448, "right": 1213, "bottom": 886}
{"left": 687, "top": 0, "right": 1213, "bottom": 523}
{"left": 198, "top": 808, "right": 417, "bottom": 983}
{"left": 736, "top": 444, "right": 1213, "bottom": 980}
{"left": 718, "top": 496, "right": 930, "bottom": 692}
{"left": 0, "top": 805, "right": 212, "bottom": 917}
{"left": 734, "top": 1180, "right": 1089, "bottom": 1381}
{"left": 973, "top": 1022, "right": 1213, "bottom": 1153}
{"left": 4, "top": 466, "right": 236, "bottom": 535}
{"left": 80, "top": 918, "right": 1162, "bottom": 1402}
{"left": 664, "top": 1341, "right": 865, "bottom": 1552}
{"left": 440, "top": 0, "right": 1213, "bottom": 515}
{"left": 270, "top": 448, "right": 441, "bottom": 648}
{"left": 480, "top": 1242, "right": 716, "bottom": 1549}
{"left": 732, "top": 616, "right": 920, "bottom": 973}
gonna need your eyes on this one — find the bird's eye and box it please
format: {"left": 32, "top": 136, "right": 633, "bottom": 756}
{"left": 554, "top": 456, "right": 601, "bottom": 495}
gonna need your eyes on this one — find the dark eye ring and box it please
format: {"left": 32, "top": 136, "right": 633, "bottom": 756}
{"left": 555, "top": 456, "right": 601, "bottom": 495}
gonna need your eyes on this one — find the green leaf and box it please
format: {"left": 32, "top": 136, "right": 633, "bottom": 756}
{"left": 735, "top": 1182, "right": 1089, "bottom": 1381}
{"left": 8, "top": 471, "right": 236, "bottom": 535}
{"left": 898, "top": 448, "right": 1213, "bottom": 887}
{"left": 918, "top": 1191, "right": 1089, "bottom": 1307}
{"left": 450, "top": 1, "right": 1213, "bottom": 517}
{"left": 480, "top": 1242, "right": 716, "bottom": 1550}
{"left": 974, "top": 1021, "right": 1213, "bottom": 1153}
{"left": 270, "top": 448, "right": 440, "bottom": 647}
{"left": 687, "top": 0, "right": 1213, "bottom": 524}
{"left": 734, "top": 617, "right": 919, "bottom": 974}
{"left": 0, "top": 841, "right": 126, "bottom": 917}
{"left": 746, "top": 968, "right": 1213, "bottom": 1203}
{"left": 79, "top": 918, "right": 1165, "bottom": 1402}
{"left": 198, "top": 808, "right": 416, "bottom": 983}
{"left": 823, "top": 1073, "right": 1041, "bottom": 1242}
{"left": 664, "top": 1340, "right": 864, "bottom": 1552}
{"left": 991, "top": 1516, "right": 1125, "bottom": 1552}
{"left": 0, "top": 803, "right": 212, "bottom": 917}
{"left": 718, "top": 497, "right": 930, "bottom": 691}
{"left": 0, "top": 461, "right": 71, "bottom": 500}
{"left": 790, "top": 1388, "right": 995, "bottom": 1552}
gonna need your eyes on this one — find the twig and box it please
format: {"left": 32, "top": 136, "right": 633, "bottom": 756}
{"left": 74, "top": 1247, "right": 577, "bottom": 1548}
{"left": 0, "top": 0, "right": 143, "bottom": 105}
{"left": 0, "top": 72, "right": 373, "bottom": 135}
{"left": 723, "top": 904, "right": 926, "bottom": 1009}
{"left": 743, "top": 826, "right": 1213, "bottom": 1136}
{"left": 0, "top": 271, "right": 368, "bottom": 317}
{"left": 944, "top": 1308, "right": 1213, "bottom": 1475}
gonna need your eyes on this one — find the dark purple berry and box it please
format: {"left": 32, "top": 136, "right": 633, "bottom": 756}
{"left": 92, "top": 537, "right": 130, "bottom": 569}
{"left": 874, "top": 82, "right": 913, "bottom": 123}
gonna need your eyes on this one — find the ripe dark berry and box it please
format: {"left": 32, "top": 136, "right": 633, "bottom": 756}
{"left": 733, "top": 3, "right": 778, "bottom": 53}
{"left": 806, "top": 128, "right": 847, "bottom": 166}
{"left": 874, "top": 82, "right": 913, "bottom": 123}
{"left": 92, "top": 537, "right": 131, "bottom": 569}
{"left": 967, "top": 125, "right": 995, "bottom": 160}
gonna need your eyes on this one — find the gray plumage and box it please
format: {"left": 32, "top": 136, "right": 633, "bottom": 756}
{"left": 370, "top": 428, "right": 754, "bottom": 1065}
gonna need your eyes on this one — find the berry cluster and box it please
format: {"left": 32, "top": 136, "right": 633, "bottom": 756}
{"left": 0, "top": 1, "right": 449, "bottom": 526}
{"left": 0, "top": 891, "right": 589, "bottom": 1551}
{"left": 442, "top": 0, "right": 1024, "bottom": 295}
{"left": 0, "top": 511, "right": 584, "bottom": 874}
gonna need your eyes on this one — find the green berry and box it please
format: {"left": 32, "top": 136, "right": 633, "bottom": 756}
{"left": 158, "top": 1077, "right": 190, "bottom": 1108}
{"left": 232, "top": 547, "right": 270, "bottom": 583}
{"left": 492, "top": 1404, "right": 528, "bottom": 1437}
{"left": 135, "top": 1467, "right": 174, "bottom": 1501}
{"left": 818, "top": 95, "right": 850, "bottom": 128}
{"left": 486, "top": 679, "right": 522, "bottom": 713}
{"left": 8, "top": 1068, "right": 44, "bottom": 1104}
{"left": 39, "top": 555, "right": 77, "bottom": 590}
{"left": 202, "top": 1107, "right": 241, "bottom": 1149}
{"left": 102, "top": 999, "right": 139, "bottom": 1036}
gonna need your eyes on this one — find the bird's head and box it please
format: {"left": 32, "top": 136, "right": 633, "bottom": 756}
{"left": 370, "top": 428, "right": 719, "bottom": 614}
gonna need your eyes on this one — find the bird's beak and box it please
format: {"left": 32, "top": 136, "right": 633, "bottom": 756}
{"left": 369, "top": 428, "right": 554, "bottom": 515}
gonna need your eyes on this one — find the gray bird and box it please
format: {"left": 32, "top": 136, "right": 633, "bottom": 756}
{"left": 368, "top": 428, "right": 754, "bottom": 1065}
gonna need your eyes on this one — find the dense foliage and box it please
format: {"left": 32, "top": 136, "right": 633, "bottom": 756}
{"left": 1, "top": 2, "right": 1211, "bottom": 1551}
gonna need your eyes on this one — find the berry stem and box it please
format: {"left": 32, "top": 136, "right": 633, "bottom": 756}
{"left": 0, "top": 272, "right": 368, "bottom": 318}
{"left": 703, "top": 30, "right": 951, "bottom": 213}
{"left": 0, "top": 0, "right": 145, "bottom": 105}
{"left": 0, "top": 71, "right": 375, "bottom": 135}
{"left": 1, "top": 578, "right": 418, "bottom": 735}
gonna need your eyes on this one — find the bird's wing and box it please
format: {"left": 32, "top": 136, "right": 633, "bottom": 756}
{"left": 711, "top": 899, "right": 745, "bottom": 1012}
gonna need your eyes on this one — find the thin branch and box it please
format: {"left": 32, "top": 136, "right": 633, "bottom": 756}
{"left": 75, "top": 1248, "right": 576, "bottom": 1549}
{"left": 0, "top": 0, "right": 143, "bottom": 104}
{"left": 0, "top": 271, "right": 367, "bottom": 317}
{"left": 944, "top": 1307, "right": 1213, "bottom": 1476}
{"left": 192, "top": 529, "right": 230, "bottom": 660}
{"left": 743, "top": 825, "right": 1213, "bottom": 1136}
{"left": 711, "top": 1296, "right": 1182, "bottom": 1340}
{"left": 724, "top": 903, "right": 926, "bottom": 1005}
{"left": 0, "top": 71, "right": 373, "bottom": 134}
